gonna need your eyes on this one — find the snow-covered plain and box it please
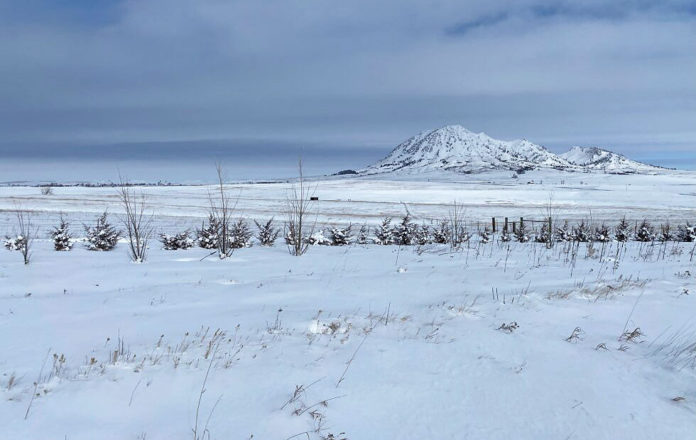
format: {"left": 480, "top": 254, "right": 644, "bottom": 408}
{"left": 1, "top": 169, "right": 696, "bottom": 234}
{"left": 1, "top": 170, "right": 696, "bottom": 439}
{"left": 1, "top": 239, "right": 695, "bottom": 439}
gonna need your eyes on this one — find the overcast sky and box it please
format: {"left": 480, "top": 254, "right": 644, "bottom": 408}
{"left": 1, "top": 0, "right": 695, "bottom": 161}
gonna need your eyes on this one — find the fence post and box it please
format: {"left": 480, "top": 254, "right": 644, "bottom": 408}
{"left": 520, "top": 217, "right": 524, "bottom": 229}
{"left": 504, "top": 217, "right": 509, "bottom": 233}
{"left": 492, "top": 217, "right": 496, "bottom": 233}
{"left": 512, "top": 221, "right": 517, "bottom": 233}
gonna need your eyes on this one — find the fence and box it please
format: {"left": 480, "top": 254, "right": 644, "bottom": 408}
{"left": 491, "top": 217, "right": 552, "bottom": 234}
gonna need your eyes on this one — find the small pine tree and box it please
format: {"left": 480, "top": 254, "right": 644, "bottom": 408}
{"left": 415, "top": 224, "right": 431, "bottom": 246}
{"left": 229, "top": 219, "right": 252, "bottom": 249}
{"left": 4, "top": 235, "right": 27, "bottom": 251}
{"left": 659, "top": 223, "right": 672, "bottom": 242}
{"left": 160, "top": 231, "right": 194, "bottom": 250}
{"left": 593, "top": 224, "right": 611, "bottom": 243}
{"left": 306, "top": 229, "right": 331, "bottom": 245}
{"left": 374, "top": 217, "right": 393, "bottom": 245}
{"left": 480, "top": 227, "right": 491, "bottom": 244}
{"left": 85, "top": 211, "right": 121, "bottom": 251}
{"left": 535, "top": 223, "right": 552, "bottom": 244}
{"left": 329, "top": 225, "right": 352, "bottom": 246}
{"left": 676, "top": 223, "right": 696, "bottom": 242}
{"left": 572, "top": 220, "right": 591, "bottom": 242}
{"left": 255, "top": 218, "right": 279, "bottom": 246}
{"left": 514, "top": 221, "right": 529, "bottom": 243}
{"left": 356, "top": 225, "right": 369, "bottom": 245}
{"left": 635, "top": 219, "right": 655, "bottom": 242}
{"left": 500, "top": 230, "right": 512, "bottom": 242}
{"left": 51, "top": 217, "right": 72, "bottom": 251}
{"left": 197, "top": 214, "right": 220, "bottom": 249}
{"left": 615, "top": 217, "right": 631, "bottom": 242}
{"left": 432, "top": 220, "right": 450, "bottom": 244}
{"left": 554, "top": 221, "right": 572, "bottom": 242}
{"left": 393, "top": 214, "right": 417, "bottom": 245}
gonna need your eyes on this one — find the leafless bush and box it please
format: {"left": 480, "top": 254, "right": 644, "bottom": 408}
{"left": 40, "top": 185, "right": 53, "bottom": 196}
{"left": 118, "top": 183, "right": 154, "bottom": 263}
{"left": 4, "top": 208, "right": 36, "bottom": 264}
{"left": 448, "top": 201, "right": 469, "bottom": 247}
{"left": 208, "top": 164, "right": 238, "bottom": 259}
{"left": 286, "top": 158, "right": 316, "bottom": 256}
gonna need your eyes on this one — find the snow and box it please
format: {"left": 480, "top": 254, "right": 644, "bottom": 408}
{"left": 2, "top": 169, "right": 695, "bottom": 235}
{"left": 1, "top": 168, "right": 696, "bottom": 438}
{"left": 1, "top": 239, "right": 695, "bottom": 439}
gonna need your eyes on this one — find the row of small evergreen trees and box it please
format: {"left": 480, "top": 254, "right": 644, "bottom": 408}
{"left": 5, "top": 212, "right": 696, "bottom": 255}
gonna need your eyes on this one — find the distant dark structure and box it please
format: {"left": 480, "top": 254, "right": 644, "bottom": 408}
{"left": 335, "top": 169, "right": 358, "bottom": 175}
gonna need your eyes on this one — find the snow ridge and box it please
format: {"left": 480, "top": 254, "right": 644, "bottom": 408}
{"left": 364, "top": 125, "right": 662, "bottom": 174}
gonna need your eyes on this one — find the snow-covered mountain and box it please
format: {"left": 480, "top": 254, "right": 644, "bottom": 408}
{"left": 363, "top": 125, "right": 662, "bottom": 175}
{"left": 559, "top": 146, "right": 660, "bottom": 173}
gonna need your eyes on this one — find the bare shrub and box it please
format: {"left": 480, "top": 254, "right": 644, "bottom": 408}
{"left": 208, "top": 164, "right": 238, "bottom": 259}
{"left": 40, "top": 185, "right": 53, "bottom": 196}
{"left": 118, "top": 183, "right": 154, "bottom": 263}
{"left": 449, "top": 201, "right": 469, "bottom": 247}
{"left": 286, "top": 158, "right": 316, "bottom": 256}
{"left": 4, "top": 208, "right": 36, "bottom": 264}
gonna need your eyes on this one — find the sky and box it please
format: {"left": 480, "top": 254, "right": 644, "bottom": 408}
{"left": 1, "top": 0, "right": 695, "bottom": 172}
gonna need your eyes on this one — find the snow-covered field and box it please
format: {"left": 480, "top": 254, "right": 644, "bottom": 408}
{"left": 1, "top": 170, "right": 696, "bottom": 234}
{"left": 1, "top": 239, "right": 695, "bottom": 439}
{"left": 2, "top": 171, "right": 696, "bottom": 439}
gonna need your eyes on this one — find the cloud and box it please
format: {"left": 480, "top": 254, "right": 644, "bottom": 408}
{"left": 0, "top": 0, "right": 694, "bottom": 156}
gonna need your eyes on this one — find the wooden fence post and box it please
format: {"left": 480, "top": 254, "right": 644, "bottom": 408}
{"left": 492, "top": 217, "right": 496, "bottom": 233}
{"left": 504, "top": 217, "right": 509, "bottom": 233}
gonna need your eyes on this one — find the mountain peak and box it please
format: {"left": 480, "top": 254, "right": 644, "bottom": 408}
{"left": 366, "top": 125, "right": 565, "bottom": 174}
{"left": 559, "top": 146, "right": 660, "bottom": 173}
{"left": 363, "top": 126, "right": 664, "bottom": 175}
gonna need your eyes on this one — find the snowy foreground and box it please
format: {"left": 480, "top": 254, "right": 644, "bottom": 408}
{"left": 2, "top": 240, "right": 695, "bottom": 439}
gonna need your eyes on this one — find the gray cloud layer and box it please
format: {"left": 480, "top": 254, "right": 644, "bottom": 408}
{"left": 1, "top": 0, "right": 694, "bottom": 158}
